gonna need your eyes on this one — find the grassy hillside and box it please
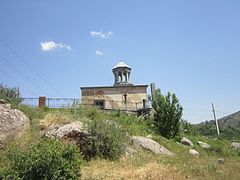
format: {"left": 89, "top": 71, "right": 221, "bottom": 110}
{"left": 195, "top": 111, "right": 240, "bottom": 140}
{"left": 219, "top": 111, "right": 240, "bottom": 128}
{"left": 1, "top": 105, "right": 240, "bottom": 179}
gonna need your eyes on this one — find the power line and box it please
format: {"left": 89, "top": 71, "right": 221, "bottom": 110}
{"left": 0, "top": 69, "right": 38, "bottom": 96}
{"left": 184, "top": 109, "right": 212, "bottom": 112}
{"left": 0, "top": 39, "right": 64, "bottom": 97}
{"left": 215, "top": 110, "right": 231, "bottom": 115}
{"left": 0, "top": 56, "right": 50, "bottom": 96}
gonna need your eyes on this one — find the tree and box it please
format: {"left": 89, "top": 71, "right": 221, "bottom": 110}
{"left": 152, "top": 89, "right": 183, "bottom": 139}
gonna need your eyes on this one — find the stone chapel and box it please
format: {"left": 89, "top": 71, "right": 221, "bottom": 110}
{"left": 80, "top": 61, "right": 148, "bottom": 113}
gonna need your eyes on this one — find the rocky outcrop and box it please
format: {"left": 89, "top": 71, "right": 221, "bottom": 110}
{"left": 230, "top": 142, "right": 240, "bottom": 150}
{"left": 189, "top": 149, "right": 199, "bottom": 157}
{"left": 44, "top": 121, "right": 87, "bottom": 138}
{"left": 197, "top": 141, "right": 211, "bottom": 149}
{"left": 181, "top": 137, "right": 194, "bottom": 147}
{"left": 0, "top": 100, "right": 29, "bottom": 145}
{"left": 132, "top": 136, "right": 174, "bottom": 156}
{"left": 44, "top": 121, "right": 90, "bottom": 158}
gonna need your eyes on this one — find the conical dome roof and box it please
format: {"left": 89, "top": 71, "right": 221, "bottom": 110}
{"left": 113, "top": 61, "right": 131, "bottom": 69}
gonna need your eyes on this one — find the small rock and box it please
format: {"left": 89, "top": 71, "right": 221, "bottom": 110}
{"left": 189, "top": 149, "right": 199, "bottom": 157}
{"left": 230, "top": 142, "right": 240, "bottom": 150}
{"left": 181, "top": 137, "right": 194, "bottom": 147}
{"left": 217, "top": 158, "right": 225, "bottom": 164}
{"left": 197, "top": 141, "right": 211, "bottom": 149}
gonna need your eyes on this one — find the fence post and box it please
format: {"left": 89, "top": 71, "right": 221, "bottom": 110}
{"left": 143, "top": 99, "right": 146, "bottom": 110}
{"left": 39, "top": 96, "right": 46, "bottom": 108}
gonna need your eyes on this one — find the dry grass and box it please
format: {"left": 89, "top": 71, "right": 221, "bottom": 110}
{"left": 81, "top": 156, "right": 184, "bottom": 180}
{"left": 39, "top": 111, "right": 73, "bottom": 129}
{"left": 81, "top": 150, "right": 240, "bottom": 180}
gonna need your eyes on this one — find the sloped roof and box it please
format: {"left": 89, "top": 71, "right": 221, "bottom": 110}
{"left": 113, "top": 61, "right": 131, "bottom": 69}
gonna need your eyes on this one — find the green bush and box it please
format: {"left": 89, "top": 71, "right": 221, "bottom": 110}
{"left": 180, "top": 119, "right": 198, "bottom": 136}
{"left": 87, "top": 119, "right": 129, "bottom": 160}
{"left": 18, "top": 105, "right": 47, "bottom": 121}
{"left": 152, "top": 89, "right": 183, "bottom": 139}
{"left": 0, "top": 138, "right": 83, "bottom": 179}
{"left": 0, "top": 83, "right": 22, "bottom": 105}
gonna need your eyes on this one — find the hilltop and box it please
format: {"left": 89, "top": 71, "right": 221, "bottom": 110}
{"left": 218, "top": 111, "right": 240, "bottom": 128}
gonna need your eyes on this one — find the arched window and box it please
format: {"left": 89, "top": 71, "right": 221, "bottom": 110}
{"left": 118, "top": 71, "right": 122, "bottom": 82}
{"left": 123, "top": 72, "right": 127, "bottom": 82}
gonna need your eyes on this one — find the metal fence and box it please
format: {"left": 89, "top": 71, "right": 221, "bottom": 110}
{"left": 21, "top": 98, "right": 80, "bottom": 108}
{"left": 20, "top": 97, "right": 151, "bottom": 113}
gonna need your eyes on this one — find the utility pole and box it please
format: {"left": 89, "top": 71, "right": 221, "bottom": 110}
{"left": 212, "top": 103, "right": 220, "bottom": 136}
{"left": 150, "top": 83, "right": 156, "bottom": 101}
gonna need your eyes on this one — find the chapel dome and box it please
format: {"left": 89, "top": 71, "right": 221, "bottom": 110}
{"left": 113, "top": 61, "right": 131, "bottom": 70}
{"left": 112, "top": 61, "right": 132, "bottom": 86}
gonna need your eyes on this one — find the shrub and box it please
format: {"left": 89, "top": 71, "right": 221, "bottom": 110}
{"left": 180, "top": 119, "right": 198, "bottom": 136}
{"left": 152, "top": 89, "right": 183, "bottom": 139}
{"left": 18, "top": 106, "right": 47, "bottom": 121}
{"left": 0, "top": 83, "right": 22, "bottom": 105}
{"left": 87, "top": 119, "right": 129, "bottom": 160}
{"left": 77, "top": 105, "right": 102, "bottom": 120}
{"left": 0, "top": 138, "right": 83, "bottom": 179}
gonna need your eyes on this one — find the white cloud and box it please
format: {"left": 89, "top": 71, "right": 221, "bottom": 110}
{"left": 40, "top": 41, "right": 71, "bottom": 51}
{"left": 90, "top": 31, "right": 114, "bottom": 39}
{"left": 96, "top": 50, "right": 103, "bottom": 56}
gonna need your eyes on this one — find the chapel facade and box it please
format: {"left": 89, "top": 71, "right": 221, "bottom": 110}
{"left": 80, "top": 61, "right": 148, "bottom": 113}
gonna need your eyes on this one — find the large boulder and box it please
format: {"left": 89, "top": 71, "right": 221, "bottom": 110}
{"left": 0, "top": 100, "right": 29, "bottom": 145}
{"left": 44, "top": 121, "right": 90, "bottom": 158}
{"left": 44, "top": 121, "right": 87, "bottom": 138}
{"left": 197, "top": 141, "right": 211, "bottom": 149}
{"left": 132, "top": 136, "right": 174, "bottom": 156}
{"left": 181, "top": 137, "right": 194, "bottom": 147}
{"left": 230, "top": 142, "right": 240, "bottom": 150}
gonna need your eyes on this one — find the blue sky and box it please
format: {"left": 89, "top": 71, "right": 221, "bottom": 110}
{"left": 0, "top": 0, "right": 240, "bottom": 123}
